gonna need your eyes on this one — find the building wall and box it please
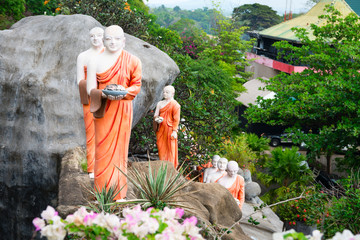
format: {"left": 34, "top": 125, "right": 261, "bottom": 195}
{"left": 246, "top": 61, "right": 280, "bottom": 79}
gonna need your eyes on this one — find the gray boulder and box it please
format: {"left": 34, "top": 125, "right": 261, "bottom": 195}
{"left": 0, "top": 14, "right": 179, "bottom": 239}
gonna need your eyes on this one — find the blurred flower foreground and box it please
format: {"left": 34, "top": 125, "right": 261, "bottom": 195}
{"left": 33, "top": 205, "right": 204, "bottom": 240}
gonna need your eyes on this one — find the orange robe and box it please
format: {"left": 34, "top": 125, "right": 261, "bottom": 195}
{"left": 81, "top": 66, "right": 95, "bottom": 173}
{"left": 228, "top": 175, "right": 245, "bottom": 209}
{"left": 156, "top": 100, "right": 180, "bottom": 168}
{"left": 94, "top": 50, "right": 141, "bottom": 200}
{"left": 198, "top": 161, "right": 213, "bottom": 182}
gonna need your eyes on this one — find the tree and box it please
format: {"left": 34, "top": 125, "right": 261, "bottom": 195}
{"left": 245, "top": 6, "right": 360, "bottom": 173}
{"left": 232, "top": 3, "right": 281, "bottom": 31}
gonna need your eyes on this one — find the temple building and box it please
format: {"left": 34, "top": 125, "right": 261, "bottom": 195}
{"left": 245, "top": 0, "right": 360, "bottom": 79}
{"left": 237, "top": 0, "right": 360, "bottom": 135}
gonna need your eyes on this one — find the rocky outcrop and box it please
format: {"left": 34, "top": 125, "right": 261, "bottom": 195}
{"left": 0, "top": 14, "right": 179, "bottom": 239}
{"left": 57, "top": 153, "right": 251, "bottom": 240}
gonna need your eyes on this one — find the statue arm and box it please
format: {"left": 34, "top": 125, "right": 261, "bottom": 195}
{"left": 154, "top": 102, "right": 164, "bottom": 123}
{"left": 170, "top": 104, "right": 180, "bottom": 139}
{"left": 76, "top": 53, "right": 85, "bottom": 85}
{"left": 123, "top": 57, "right": 142, "bottom": 100}
{"left": 87, "top": 58, "right": 97, "bottom": 95}
{"left": 237, "top": 176, "right": 245, "bottom": 209}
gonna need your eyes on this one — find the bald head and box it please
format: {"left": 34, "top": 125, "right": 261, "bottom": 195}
{"left": 218, "top": 158, "right": 228, "bottom": 171}
{"left": 104, "top": 25, "right": 125, "bottom": 52}
{"left": 90, "top": 27, "right": 104, "bottom": 36}
{"left": 89, "top": 27, "right": 104, "bottom": 47}
{"left": 163, "top": 85, "right": 175, "bottom": 100}
{"left": 227, "top": 161, "right": 239, "bottom": 177}
{"left": 105, "top": 25, "right": 124, "bottom": 37}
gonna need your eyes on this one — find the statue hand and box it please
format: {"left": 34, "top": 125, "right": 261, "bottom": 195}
{"left": 171, "top": 131, "right": 177, "bottom": 139}
{"left": 107, "top": 95, "right": 124, "bottom": 101}
{"left": 155, "top": 117, "right": 164, "bottom": 123}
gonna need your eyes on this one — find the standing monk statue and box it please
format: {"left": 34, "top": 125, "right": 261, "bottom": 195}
{"left": 87, "top": 25, "right": 142, "bottom": 200}
{"left": 77, "top": 27, "right": 104, "bottom": 178}
{"left": 154, "top": 85, "right": 181, "bottom": 168}
{"left": 218, "top": 161, "right": 245, "bottom": 209}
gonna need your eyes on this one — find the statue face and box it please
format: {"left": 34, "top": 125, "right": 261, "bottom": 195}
{"left": 104, "top": 26, "right": 125, "bottom": 53}
{"left": 218, "top": 158, "right": 228, "bottom": 171}
{"left": 212, "top": 157, "right": 220, "bottom": 168}
{"left": 227, "top": 161, "right": 239, "bottom": 177}
{"left": 227, "top": 167, "right": 238, "bottom": 177}
{"left": 89, "top": 28, "right": 104, "bottom": 47}
{"left": 163, "top": 86, "right": 175, "bottom": 100}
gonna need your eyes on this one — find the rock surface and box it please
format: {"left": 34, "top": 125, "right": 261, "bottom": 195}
{"left": 57, "top": 153, "right": 251, "bottom": 240}
{"left": 0, "top": 14, "right": 179, "bottom": 239}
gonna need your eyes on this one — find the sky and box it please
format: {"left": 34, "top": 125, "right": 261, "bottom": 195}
{"left": 146, "top": 0, "right": 313, "bottom": 16}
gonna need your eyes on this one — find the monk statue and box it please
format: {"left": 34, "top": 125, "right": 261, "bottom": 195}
{"left": 218, "top": 161, "right": 245, "bottom": 209}
{"left": 154, "top": 85, "right": 181, "bottom": 168}
{"left": 208, "top": 157, "right": 228, "bottom": 183}
{"left": 77, "top": 27, "right": 104, "bottom": 179}
{"left": 87, "top": 25, "right": 142, "bottom": 200}
{"left": 203, "top": 155, "right": 221, "bottom": 183}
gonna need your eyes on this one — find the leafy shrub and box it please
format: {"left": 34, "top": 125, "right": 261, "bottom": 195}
{"left": 245, "top": 133, "right": 270, "bottom": 154}
{"left": 258, "top": 147, "right": 312, "bottom": 187}
{"left": 221, "top": 134, "right": 256, "bottom": 171}
{"left": 0, "top": 0, "right": 25, "bottom": 20}
{"left": 59, "top": 0, "right": 151, "bottom": 38}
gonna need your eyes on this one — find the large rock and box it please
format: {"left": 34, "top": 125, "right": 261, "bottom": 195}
{"left": 0, "top": 15, "right": 179, "bottom": 239}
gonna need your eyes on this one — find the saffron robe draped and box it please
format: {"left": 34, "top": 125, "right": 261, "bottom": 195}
{"left": 93, "top": 50, "right": 142, "bottom": 200}
{"left": 227, "top": 175, "right": 245, "bottom": 209}
{"left": 80, "top": 66, "right": 95, "bottom": 173}
{"left": 156, "top": 100, "right": 180, "bottom": 168}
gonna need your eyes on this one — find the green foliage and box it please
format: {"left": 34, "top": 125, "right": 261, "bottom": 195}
{"left": 59, "top": 0, "right": 151, "bottom": 38}
{"left": 220, "top": 134, "right": 256, "bottom": 171}
{"left": 245, "top": 6, "right": 360, "bottom": 172}
{"left": 232, "top": 3, "right": 281, "bottom": 31}
{"left": 199, "top": 19, "right": 253, "bottom": 87}
{"left": 245, "top": 133, "right": 270, "bottom": 153}
{"left": 65, "top": 223, "right": 111, "bottom": 240}
{"left": 115, "top": 162, "right": 194, "bottom": 210}
{"left": 26, "top": 0, "right": 60, "bottom": 15}
{"left": 258, "top": 147, "right": 311, "bottom": 187}
{"left": 172, "top": 54, "right": 240, "bottom": 169}
{"left": 275, "top": 185, "right": 328, "bottom": 227}
{"left": 283, "top": 232, "right": 308, "bottom": 240}
{"left": 150, "top": 5, "right": 220, "bottom": 34}
{"left": 320, "top": 174, "right": 360, "bottom": 238}
{"left": 87, "top": 182, "right": 121, "bottom": 214}
{"left": 0, "top": 0, "right": 25, "bottom": 20}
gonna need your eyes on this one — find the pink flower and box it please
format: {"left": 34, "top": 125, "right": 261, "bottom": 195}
{"left": 83, "top": 212, "right": 98, "bottom": 225}
{"left": 175, "top": 208, "right": 184, "bottom": 218}
{"left": 183, "top": 216, "right": 197, "bottom": 226}
{"left": 33, "top": 217, "right": 45, "bottom": 231}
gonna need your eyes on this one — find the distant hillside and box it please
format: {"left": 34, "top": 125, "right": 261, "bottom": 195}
{"left": 150, "top": 5, "right": 224, "bottom": 34}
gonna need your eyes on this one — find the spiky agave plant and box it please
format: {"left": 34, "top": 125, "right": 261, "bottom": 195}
{"left": 86, "top": 182, "right": 123, "bottom": 214}
{"left": 116, "top": 161, "right": 197, "bottom": 210}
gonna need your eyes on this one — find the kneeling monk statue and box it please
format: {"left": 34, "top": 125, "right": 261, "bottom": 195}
{"left": 154, "top": 85, "right": 181, "bottom": 168}
{"left": 87, "top": 25, "right": 142, "bottom": 200}
{"left": 218, "top": 161, "right": 245, "bottom": 209}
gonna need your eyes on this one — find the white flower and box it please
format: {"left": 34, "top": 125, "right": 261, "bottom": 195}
{"left": 330, "top": 229, "right": 360, "bottom": 240}
{"left": 65, "top": 206, "right": 88, "bottom": 226}
{"left": 103, "top": 213, "right": 121, "bottom": 231}
{"left": 32, "top": 217, "right": 45, "bottom": 231}
{"left": 40, "top": 216, "right": 66, "bottom": 240}
{"left": 41, "top": 206, "right": 58, "bottom": 221}
{"left": 308, "top": 230, "right": 323, "bottom": 240}
{"left": 272, "top": 229, "right": 296, "bottom": 240}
